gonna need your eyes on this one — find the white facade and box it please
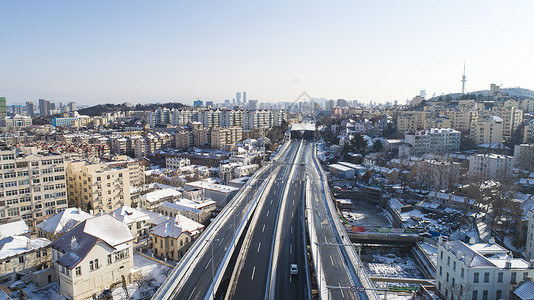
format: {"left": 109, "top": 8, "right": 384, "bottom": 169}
{"left": 435, "top": 238, "right": 534, "bottom": 300}
{"left": 0, "top": 147, "right": 68, "bottom": 226}
{"left": 468, "top": 154, "right": 514, "bottom": 180}
{"left": 402, "top": 128, "right": 460, "bottom": 157}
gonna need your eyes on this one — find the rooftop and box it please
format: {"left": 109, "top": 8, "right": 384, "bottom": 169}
{"left": 37, "top": 208, "right": 93, "bottom": 235}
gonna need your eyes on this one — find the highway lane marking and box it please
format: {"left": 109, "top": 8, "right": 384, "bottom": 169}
{"left": 290, "top": 244, "right": 293, "bottom": 254}
{"left": 257, "top": 242, "right": 261, "bottom": 252}
{"left": 270, "top": 198, "right": 273, "bottom": 204}
{"left": 330, "top": 255, "right": 334, "bottom": 266}
{"left": 267, "top": 210, "right": 270, "bottom": 217}
{"left": 205, "top": 258, "right": 212, "bottom": 269}
{"left": 324, "top": 236, "right": 328, "bottom": 243}
{"left": 187, "top": 287, "right": 197, "bottom": 300}
{"left": 340, "top": 286, "right": 345, "bottom": 298}
{"left": 290, "top": 226, "right": 293, "bottom": 234}
{"left": 251, "top": 266, "right": 256, "bottom": 280}
{"left": 292, "top": 212, "right": 294, "bottom": 218}
{"left": 262, "top": 224, "right": 266, "bottom": 232}
{"left": 219, "top": 238, "right": 224, "bottom": 246}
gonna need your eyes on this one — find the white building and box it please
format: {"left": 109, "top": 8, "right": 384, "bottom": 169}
{"left": 184, "top": 181, "right": 239, "bottom": 208}
{"left": 0, "top": 147, "right": 68, "bottom": 226}
{"left": 139, "top": 188, "right": 182, "bottom": 211}
{"left": 400, "top": 128, "right": 460, "bottom": 157}
{"left": 468, "top": 154, "right": 514, "bottom": 180}
{"left": 36, "top": 208, "right": 93, "bottom": 241}
{"left": 166, "top": 157, "right": 191, "bottom": 169}
{"left": 50, "top": 215, "right": 134, "bottom": 300}
{"left": 0, "top": 235, "right": 51, "bottom": 285}
{"left": 435, "top": 237, "right": 534, "bottom": 300}
{"left": 110, "top": 206, "right": 150, "bottom": 243}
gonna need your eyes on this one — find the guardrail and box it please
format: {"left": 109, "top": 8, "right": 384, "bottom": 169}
{"left": 153, "top": 141, "right": 294, "bottom": 299}
{"left": 311, "top": 145, "right": 378, "bottom": 300}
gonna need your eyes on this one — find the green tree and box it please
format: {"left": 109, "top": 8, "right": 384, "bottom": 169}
{"left": 351, "top": 133, "right": 366, "bottom": 154}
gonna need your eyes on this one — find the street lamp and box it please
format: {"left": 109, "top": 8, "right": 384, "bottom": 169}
{"left": 208, "top": 238, "right": 220, "bottom": 300}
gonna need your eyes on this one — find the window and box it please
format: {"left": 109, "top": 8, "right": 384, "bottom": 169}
{"left": 496, "top": 290, "right": 502, "bottom": 299}
{"left": 511, "top": 272, "right": 517, "bottom": 284}
{"left": 439, "top": 266, "right": 442, "bottom": 276}
{"left": 108, "top": 254, "right": 112, "bottom": 265}
{"left": 482, "top": 290, "right": 488, "bottom": 300}
{"left": 461, "top": 268, "right": 465, "bottom": 279}
{"left": 524, "top": 272, "right": 529, "bottom": 280}
{"left": 483, "top": 272, "right": 489, "bottom": 283}
{"left": 89, "top": 259, "right": 99, "bottom": 271}
{"left": 18, "top": 256, "right": 24, "bottom": 264}
{"left": 497, "top": 272, "right": 503, "bottom": 282}
{"left": 474, "top": 272, "right": 479, "bottom": 283}
{"left": 453, "top": 261, "right": 456, "bottom": 271}
{"left": 472, "top": 290, "right": 478, "bottom": 300}
{"left": 75, "top": 266, "right": 81, "bottom": 276}
{"left": 446, "top": 272, "right": 449, "bottom": 283}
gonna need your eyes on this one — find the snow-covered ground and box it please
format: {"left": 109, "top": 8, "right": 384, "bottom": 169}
{"left": 19, "top": 282, "right": 64, "bottom": 300}
{"left": 112, "top": 254, "right": 172, "bottom": 300}
{"left": 419, "top": 243, "right": 438, "bottom": 266}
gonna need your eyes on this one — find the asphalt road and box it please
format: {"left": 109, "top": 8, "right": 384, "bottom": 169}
{"left": 164, "top": 142, "right": 295, "bottom": 300}
{"left": 229, "top": 140, "right": 302, "bottom": 299}
{"left": 272, "top": 140, "right": 310, "bottom": 300}
{"left": 306, "top": 143, "right": 365, "bottom": 300}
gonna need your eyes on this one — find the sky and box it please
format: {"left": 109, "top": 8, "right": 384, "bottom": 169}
{"left": 1, "top": 1, "right": 533, "bottom": 106}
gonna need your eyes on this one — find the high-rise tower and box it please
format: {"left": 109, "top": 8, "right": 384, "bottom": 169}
{"left": 236, "top": 92, "right": 241, "bottom": 104}
{"left": 461, "top": 62, "right": 467, "bottom": 94}
{"left": 242, "top": 91, "right": 246, "bottom": 104}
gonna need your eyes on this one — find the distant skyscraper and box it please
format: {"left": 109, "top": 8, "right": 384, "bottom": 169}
{"left": 461, "top": 62, "right": 467, "bottom": 94}
{"left": 205, "top": 101, "right": 214, "bottom": 107}
{"left": 0, "top": 97, "right": 6, "bottom": 118}
{"left": 26, "top": 101, "right": 35, "bottom": 117}
{"left": 12, "top": 105, "right": 23, "bottom": 115}
{"left": 242, "top": 91, "right": 246, "bottom": 104}
{"left": 68, "top": 101, "right": 76, "bottom": 112}
{"left": 236, "top": 92, "right": 241, "bottom": 104}
{"left": 193, "top": 99, "right": 204, "bottom": 108}
{"left": 39, "top": 99, "right": 51, "bottom": 116}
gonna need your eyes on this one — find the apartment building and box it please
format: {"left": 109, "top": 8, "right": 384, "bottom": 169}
{"left": 175, "top": 131, "right": 193, "bottom": 149}
{"left": 482, "top": 106, "right": 523, "bottom": 137}
{"left": 151, "top": 215, "right": 204, "bottom": 261}
{"left": 192, "top": 128, "right": 211, "bottom": 147}
{"left": 397, "top": 111, "right": 430, "bottom": 132}
{"left": 468, "top": 154, "right": 514, "bottom": 180}
{"left": 520, "top": 98, "right": 534, "bottom": 112}
{"left": 435, "top": 237, "right": 534, "bottom": 300}
{"left": 66, "top": 161, "right": 131, "bottom": 215}
{"left": 243, "top": 110, "right": 274, "bottom": 130}
{"left": 105, "top": 156, "right": 145, "bottom": 186}
{"left": 470, "top": 116, "right": 504, "bottom": 145}
{"left": 424, "top": 116, "right": 452, "bottom": 130}
{"left": 448, "top": 110, "right": 476, "bottom": 132}
{"left": 399, "top": 128, "right": 460, "bottom": 157}
{"left": 50, "top": 215, "right": 134, "bottom": 300}
{"left": 211, "top": 127, "right": 243, "bottom": 150}
{"left": 527, "top": 210, "right": 534, "bottom": 260}
{"left": 0, "top": 147, "right": 68, "bottom": 226}
{"left": 524, "top": 121, "right": 534, "bottom": 143}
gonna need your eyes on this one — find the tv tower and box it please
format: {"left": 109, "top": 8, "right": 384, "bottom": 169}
{"left": 461, "top": 62, "right": 467, "bottom": 94}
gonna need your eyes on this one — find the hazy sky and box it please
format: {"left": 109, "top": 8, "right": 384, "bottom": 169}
{"left": 1, "top": 1, "right": 533, "bottom": 106}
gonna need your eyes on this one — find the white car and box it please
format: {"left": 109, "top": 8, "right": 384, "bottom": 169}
{"left": 290, "top": 264, "right": 298, "bottom": 275}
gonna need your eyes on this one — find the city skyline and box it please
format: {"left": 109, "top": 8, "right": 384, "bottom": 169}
{"left": 1, "top": 1, "right": 533, "bottom": 105}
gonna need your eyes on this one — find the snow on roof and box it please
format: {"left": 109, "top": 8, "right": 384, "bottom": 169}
{"left": 0, "top": 236, "right": 50, "bottom": 260}
{"left": 0, "top": 220, "right": 30, "bottom": 239}
{"left": 161, "top": 202, "right": 201, "bottom": 214}
{"left": 329, "top": 164, "right": 352, "bottom": 172}
{"left": 141, "top": 188, "right": 182, "bottom": 203}
{"left": 185, "top": 181, "right": 239, "bottom": 193}
{"left": 37, "top": 208, "right": 93, "bottom": 235}
{"left": 150, "top": 215, "right": 204, "bottom": 239}
{"left": 514, "top": 278, "right": 534, "bottom": 300}
{"left": 51, "top": 215, "right": 133, "bottom": 269}
{"left": 110, "top": 206, "right": 150, "bottom": 225}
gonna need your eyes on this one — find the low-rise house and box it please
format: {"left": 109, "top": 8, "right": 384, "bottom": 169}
{"left": 50, "top": 215, "right": 134, "bottom": 300}
{"left": 0, "top": 220, "right": 30, "bottom": 239}
{"left": 0, "top": 236, "right": 51, "bottom": 284}
{"left": 139, "top": 188, "right": 182, "bottom": 211}
{"left": 184, "top": 181, "right": 239, "bottom": 208}
{"left": 110, "top": 206, "right": 150, "bottom": 243}
{"left": 36, "top": 208, "right": 93, "bottom": 241}
{"left": 151, "top": 215, "right": 204, "bottom": 261}
{"left": 157, "top": 198, "right": 216, "bottom": 224}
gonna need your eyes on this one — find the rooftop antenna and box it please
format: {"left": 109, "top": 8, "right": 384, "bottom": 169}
{"left": 461, "top": 61, "right": 467, "bottom": 94}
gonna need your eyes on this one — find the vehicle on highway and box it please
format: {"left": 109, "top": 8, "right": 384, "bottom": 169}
{"left": 290, "top": 264, "right": 298, "bottom": 275}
